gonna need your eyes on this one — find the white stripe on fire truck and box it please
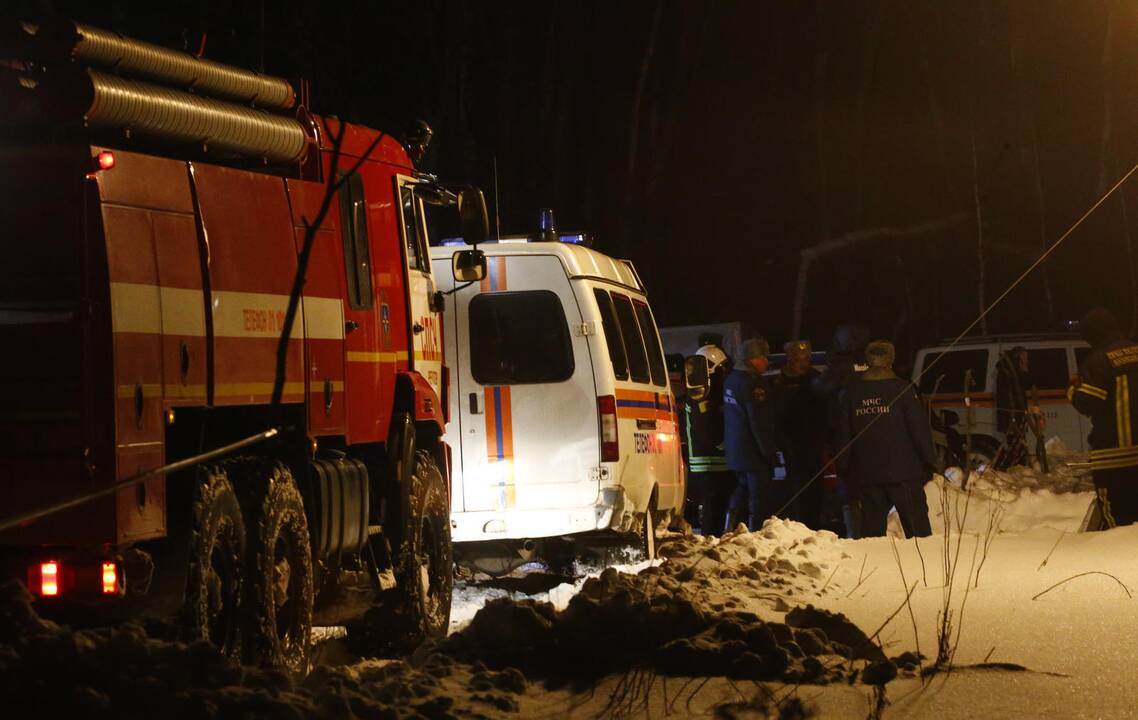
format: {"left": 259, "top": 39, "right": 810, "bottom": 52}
{"left": 110, "top": 283, "right": 343, "bottom": 340}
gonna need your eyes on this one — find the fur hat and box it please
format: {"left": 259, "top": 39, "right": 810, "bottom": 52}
{"left": 865, "top": 339, "right": 895, "bottom": 368}
{"left": 742, "top": 337, "right": 770, "bottom": 361}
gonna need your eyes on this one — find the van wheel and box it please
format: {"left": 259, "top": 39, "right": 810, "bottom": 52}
{"left": 237, "top": 460, "right": 313, "bottom": 674}
{"left": 966, "top": 436, "right": 1000, "bottom": 472}
{"left": 639, "top": 494, "right": 659, "bottom": 560}
{"left": 183, "top": 465, "right": 245, "bottom": 659}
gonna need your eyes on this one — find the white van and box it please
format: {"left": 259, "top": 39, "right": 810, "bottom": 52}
{"left": 912, "top": 334, "right": 1091, "bottom": 461}
{"left": 429, "top": 238, "right": 684, "bottom": 561}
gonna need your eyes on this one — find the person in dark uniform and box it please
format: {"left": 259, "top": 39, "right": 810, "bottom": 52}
{"left": 682, "top": 344, "right": 734, "bottom": 536}
{"left": 724, "top": 337, "right": 783, "bottom": 530}
{"left": 836, "top": 340, "right": 934, "bottom": 538}
{"left": 815, "top": 323, "right": 870, "bottom": 537}
{"left": 1070, "top": 307, "right": 1138, "bottom": 528}
{"left": 995, "top": 346, "right": 1032, "bottom": 469}
{"left": 772, "top": 340, "right": 827, "bottom": 528}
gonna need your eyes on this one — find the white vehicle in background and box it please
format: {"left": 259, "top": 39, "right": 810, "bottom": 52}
{"left": 660, "top": 321, "right": 757, "bottom": 365}
{"left": 913, "top": 334, "right": 1091, "bottom": 464}
{"left": 430, "top": 233, "right": 684, "bottom": 572}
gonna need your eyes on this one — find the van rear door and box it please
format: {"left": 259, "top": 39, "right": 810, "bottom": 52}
{"left": 452, "top": 254, "right": 600, "bottom": 513}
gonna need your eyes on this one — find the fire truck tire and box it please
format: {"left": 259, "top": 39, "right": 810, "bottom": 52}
{"left": 238, "top": 460, "right": 314, "bottom": 674}
{"left": 343, "top": 451, "right": 451, "bottom": 656}
{"left": 183, "top": 465, "right": 245, "bottom": 659}
{"left": 397, "top": 450, "right": 454, "bottom": 642}
{"left": 639, "top": 493, "right": 659, "bottom": 560}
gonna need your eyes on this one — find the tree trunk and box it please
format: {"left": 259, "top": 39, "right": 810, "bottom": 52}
{"left": 971, "top": 129, "right": 987, "bottom": 334}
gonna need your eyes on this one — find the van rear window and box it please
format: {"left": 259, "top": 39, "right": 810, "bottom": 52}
{"left": 919, "top": 349, "right": 989, "bottom": 394}
{"left": 612, "top": 294, "right": 650, "bottom": 383}
{"left": 469, "top": 291, "right": 574, "bottom": 385}
{"left": 633, "top": 300, "right": 667, "bottom": 387}
{"left": 593, "top": 289, "right": 629, "bottom": 380}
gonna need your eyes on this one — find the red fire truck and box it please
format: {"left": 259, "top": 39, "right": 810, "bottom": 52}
{"left": 0, "top": 18, "right": 488, "bottom": 671}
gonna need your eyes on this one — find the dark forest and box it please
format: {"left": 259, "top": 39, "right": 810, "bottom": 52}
{"left": 25, "top": 0, "right": 1138, "bottom": 357}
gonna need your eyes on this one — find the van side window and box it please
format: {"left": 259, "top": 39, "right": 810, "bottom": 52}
{"left": 612, "top": 294, "right": 650, "bottom": 383}
{"left": 593, "top": 289, "right": 629, "bottom": 380}
{"left": 1026, "top": 348, "right": 1070, "bottom": 391}
{"left": 469, "top": 290, "right": 574, "bottom": 385}
{"left": 338, "top": 172, "right": 373, "bottom": 309}
{"left": 633, "top": 300, "right": 667, "bottom": 387}
{"left": 919, "top": 349, "right": 988, "bottom": 393}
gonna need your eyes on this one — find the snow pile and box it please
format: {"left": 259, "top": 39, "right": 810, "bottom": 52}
{"left": 896, "top": 465, "right": 1094, "bottom": 538}
{"left": 442, "top": 527, "right": 909, "bottom": 691}
{"left": 449, "top": 554, "right": 658, "bottom": 633}
{"left": 0, "top": 580, "right": 525, "bottom": 719}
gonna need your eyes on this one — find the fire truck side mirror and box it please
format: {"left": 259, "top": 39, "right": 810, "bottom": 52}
{"left": 684, "top": 355, "right": 710, "bottom": 402}
{"left": 457, "top": 188, "right": 489, "bottom": 246}
{"left": 453, "top": 249, "right": 487, "bottom": 283}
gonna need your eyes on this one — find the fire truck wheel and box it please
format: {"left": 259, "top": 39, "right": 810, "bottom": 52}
{"left": 639, "top": 494, "right": 659, "bottom": 560}
{"left": 239, "top": 460, "right": 314, "bottom": 674}
{"left": 184, "top": 465, "right": 245, "bottom": 659}
{"left": 397, "top": 450, "right": 454, "bottom": 642}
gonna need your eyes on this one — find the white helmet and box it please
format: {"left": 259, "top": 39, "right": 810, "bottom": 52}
{"left": 696, "top": 344, "right": 728, "bottom": 373}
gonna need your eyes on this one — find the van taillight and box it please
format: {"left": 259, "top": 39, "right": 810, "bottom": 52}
{"left": 41, "top": 562, "right": 59, "bottom": 596}
{"left": 599, "top": 395, "right": 619, "bottom": 462}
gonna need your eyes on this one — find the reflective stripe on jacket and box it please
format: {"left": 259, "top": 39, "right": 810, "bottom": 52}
{"left": 1071, "top": 340, "right": 1138, "bottom": 470}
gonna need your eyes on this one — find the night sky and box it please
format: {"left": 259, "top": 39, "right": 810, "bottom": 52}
{"left": 24, "top": 1, "right": 1138, "bottom": 359}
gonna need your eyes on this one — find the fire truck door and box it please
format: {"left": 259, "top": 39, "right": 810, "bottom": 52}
{"left": 395, "top": 177, "right": 443, "bottom": 398}
{"left": 337, "top": 171, "right": 385, "bottom": 443}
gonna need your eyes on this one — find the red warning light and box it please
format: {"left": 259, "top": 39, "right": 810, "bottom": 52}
{"left": 40, "top": 562, "right": 59, "bottom": 596}
{"left": 101, "top": 562, "right": 117, "bottom": 594}
{"left": 96, "top": 151, "right": 115, "bottom": 170}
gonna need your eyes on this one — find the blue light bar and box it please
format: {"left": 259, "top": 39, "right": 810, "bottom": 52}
{"left": 439, "top": 238, "right": 467, "bottom": 246}
{"left": 559, "top": 233, "right": 586, "bottom": 244}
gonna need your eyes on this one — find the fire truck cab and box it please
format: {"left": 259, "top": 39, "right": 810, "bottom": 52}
{"left": 0, "top": 18, "right": 487, "bottom": 670}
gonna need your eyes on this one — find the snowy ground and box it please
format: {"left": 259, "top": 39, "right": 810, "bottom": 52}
{"left": 5, "top": 447, "right": 1135, "bottom": 718}
{"left": 439, "top": 449, "right": 1138, "bottom": 718}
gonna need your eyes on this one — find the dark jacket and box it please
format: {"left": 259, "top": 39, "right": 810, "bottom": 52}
{"left": 816, "top": 324, "right": 870, "bottom": 449}
{"left": 724, "top": 367, "right": 778, "bottom": 471}
{"left": 1070, "top": 338, "right": 1138, "bottom": 470}
{"left": 683, "top": 377, "right": 728, "bottom": 474}
{"left": 836, "top": 367, "right": 935, "bottom": 487}
{"left": 995, "top": 355, "right": 1032, "bottom": 433}
{"left": 772, "top": 366, "right": 826, "bottom": 478}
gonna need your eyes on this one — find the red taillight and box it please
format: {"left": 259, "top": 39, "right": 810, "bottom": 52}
{"left": 598, "top": 395, "right": 619, "bottom": 462}
{"left": 41, "top": 562, "right": 59, "bottom": 597}
{"left": 102, "top": 562, "right": 118, "bottom": 594}
{"left": 96, "top": 150, "right": 115, "bottom": 170}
